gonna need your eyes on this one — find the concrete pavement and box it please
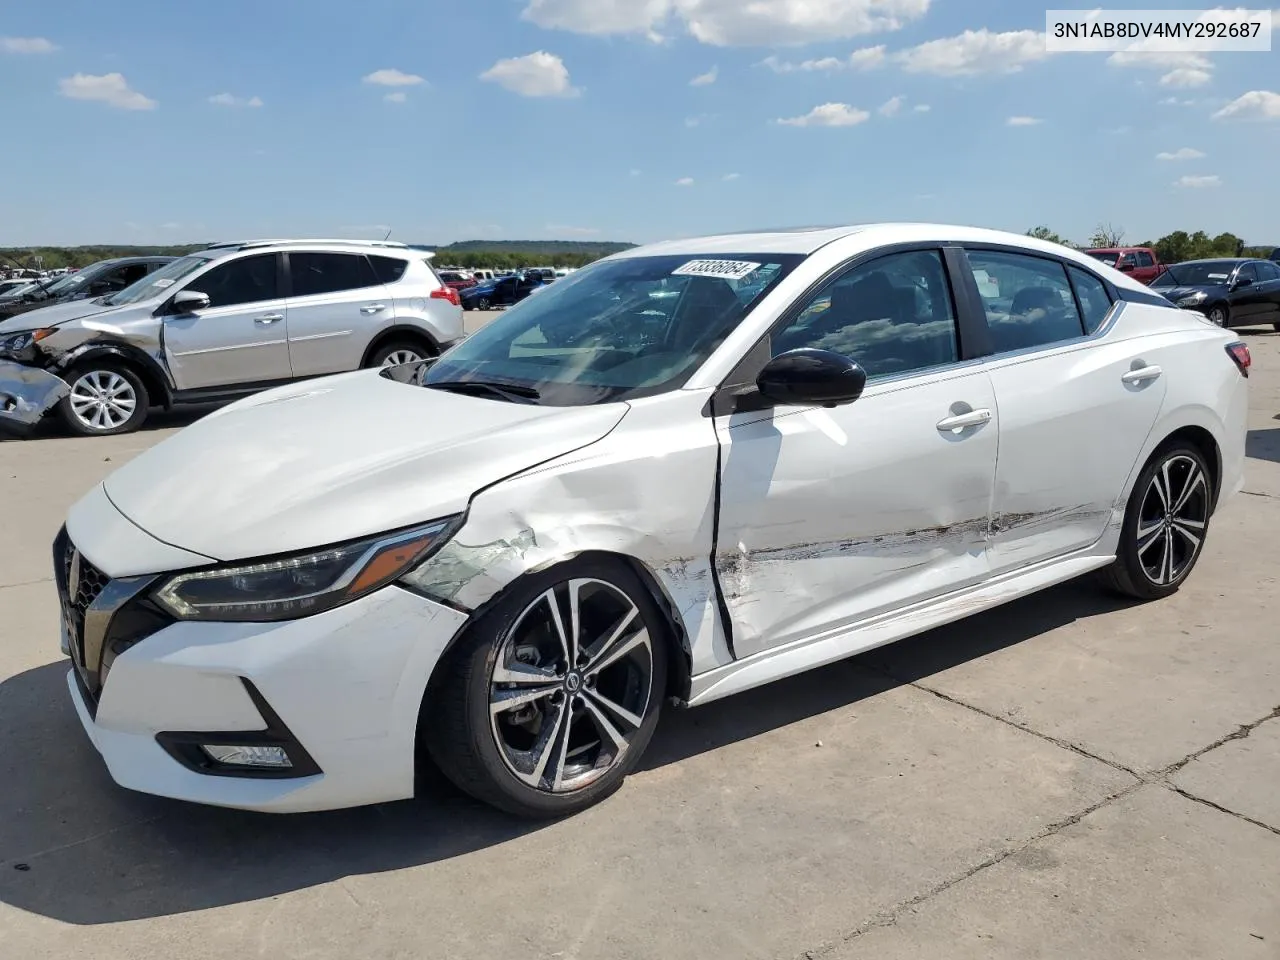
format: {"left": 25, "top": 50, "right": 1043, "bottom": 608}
{"left": 1, "top": 323, "right": 1277, "bottom": 960}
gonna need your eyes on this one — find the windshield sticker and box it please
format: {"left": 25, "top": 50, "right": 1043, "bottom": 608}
{"left": 1207, "top": 273, "right": 1229, "bottom": 280}
{"left": 152, "top": 278, "right": 175, "bottom": 288}
{"left": 672, "top": 259, "right": 762, "bottom": 281}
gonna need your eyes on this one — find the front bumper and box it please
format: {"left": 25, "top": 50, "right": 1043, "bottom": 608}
{"left": 64, "top": 581, "right": 470, "bottom": 813}
{"left": 0, "top": 358, "right": 67, "bottom": 435}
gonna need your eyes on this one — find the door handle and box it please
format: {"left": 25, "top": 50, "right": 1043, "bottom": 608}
{"left": 360, "top": 303, "right": 387, "bottom": 315}
{"left": 1121, "top": 365, "right": 1162, "bottom": 385}
{"left": 936, "top": 408, "right": 993, "bottom": 432}
{"left": 254, "top": 314, "right": 284, "bottom": 324}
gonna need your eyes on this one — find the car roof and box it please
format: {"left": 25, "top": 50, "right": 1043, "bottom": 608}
{"left": 195, "top": 239, "right": 426, "bottom": 259}
{"left": 1175, "top": 257, "right": 1249, "bottom": 265}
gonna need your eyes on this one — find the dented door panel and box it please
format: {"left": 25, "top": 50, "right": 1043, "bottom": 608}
{"left": 985, "top": 336, "right": 1167, "bottom": 575}
{"left": 715, "top": 369, "right": 999, "bottom": 660}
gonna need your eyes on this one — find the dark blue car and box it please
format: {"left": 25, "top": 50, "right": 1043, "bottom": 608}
{"left": 459, "top": 273, "right": 544, "bottom": 311}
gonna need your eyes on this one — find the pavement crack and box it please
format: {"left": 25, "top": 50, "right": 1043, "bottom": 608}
{"left": 794, "top": 780, "right": 1144, "bottom": 960}
{"left": 1241, "top": 489, "right": 1279, "bottom": 500}
{"left": 1155, "top": 704, "right": 1280, "bottom": 780}
{"left": 0, "top": 813, "right": 168, "bottom": 869}
{"left": 1164, "top": 784, "right": 1280, "bottom": 838}
{"left": 0, "top": 577, "right": 52, "bottom": 592}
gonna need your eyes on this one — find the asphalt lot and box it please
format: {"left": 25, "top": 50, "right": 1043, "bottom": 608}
{"left": 1, "top": 313, "right": 1278, "bottom": 959}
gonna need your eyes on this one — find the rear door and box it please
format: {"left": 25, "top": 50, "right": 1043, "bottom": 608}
{"left": 962, "top": 249, "right": 1166, "bottom": 575}
{"left": 1133, "top": 250, "right": 1159, "bottom": 284}
{"left": 284, "top": 251, "right": 390, "bottom": 376}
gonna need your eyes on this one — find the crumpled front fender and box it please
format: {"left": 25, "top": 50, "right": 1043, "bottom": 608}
{"left": 0, "top": 359, "right": 68, "bottom": 433}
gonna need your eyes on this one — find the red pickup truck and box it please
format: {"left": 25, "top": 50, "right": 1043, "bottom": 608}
{"left": 1084, "top": 247, "right": 1163, "bottom": 285}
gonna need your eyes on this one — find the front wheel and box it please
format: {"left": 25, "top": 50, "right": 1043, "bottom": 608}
{"left": 58, "top": 362, "right": 149, "bottom": 436}
{"left": 367, "top": 339, "right": 431, "bottom": 369}
{"left": 1206, "top": 304, "right": 1229, "bottom": 327}
{"left": 424, "top": 559, "right": 669, "bottom": 818}
{"left": 1097, "top": 443, "right": 1213, "bottom": 600}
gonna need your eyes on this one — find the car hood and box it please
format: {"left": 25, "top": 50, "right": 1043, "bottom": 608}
{"left": 1152, "top": 283, "right": 1223, "bottom": 302}
{"left": 102, "top": 370, "right": 629, "bottom": 562}
{"left": 0, "top": 297, "right": 119, "bottom": 333}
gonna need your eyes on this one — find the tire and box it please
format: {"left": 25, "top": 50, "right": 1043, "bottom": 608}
{"left": 58, "top": 361, "right": 149, "bottom": 436}
{"left": 366, "top": 339, "right": 432, "bottom": 369}
{"left": 424, "top": 557, "right": 669, "bottom": 818}
{"left": 1096, "top": 442, "right": 1213, "bottom": 601}
{"left": 1206, "top": 304, "right": 1229, "bottom": 327}
{"left": 475, "top": 297, "right": 491, "bottom": 311}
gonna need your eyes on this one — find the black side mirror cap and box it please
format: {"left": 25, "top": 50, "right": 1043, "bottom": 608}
{"left": 756, "top": 348, "right": 868, "bottom": 408}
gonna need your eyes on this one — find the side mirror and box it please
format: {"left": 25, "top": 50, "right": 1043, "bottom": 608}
{"left": 1117, "top": 260, "right": 1136, "bottom": 272}
{"left": 171, "top": 290, "right": 211, "bottom": 313}
{"left": 756, "top": 348, "right": 867, "bottom": 408}
{"left": 1232, "top": 276, "right": 1253, "bottom": 290}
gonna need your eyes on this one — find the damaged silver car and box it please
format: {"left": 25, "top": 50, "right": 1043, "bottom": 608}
{"left": 0, "top": 238, "right": 465, "bottom": 437}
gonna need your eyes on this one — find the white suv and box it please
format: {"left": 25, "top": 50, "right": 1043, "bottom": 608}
{"left": 0, "top": 239, "right": 464, "bottom": 436}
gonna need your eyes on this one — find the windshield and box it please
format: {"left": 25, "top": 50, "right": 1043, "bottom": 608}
{"left": 1152, "top": 262, "right": 1236, "bottom": 287}
{"left": 103, "top": 255, "right": 213, "bottom": 306}
{"left": 42, "top": 261, "right": 113, "bottom": 296}
{"left": 420, "top": 253, "right": 802, "bottom": 405}
{"left": 1086, "top": 251, "right": 1120, "bottom": 267}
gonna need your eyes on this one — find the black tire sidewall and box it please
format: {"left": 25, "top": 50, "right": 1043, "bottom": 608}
{"left": 1115, "top": 442, "right": 1212, "bottom": 599}
{"left": 368, "top": 339, "right": 431, "bottom": 368}
{"left": 1208, "top": 304, "right": 1229, "bottom": 327}
{"left": 58, "top": 362, "right": 149, "bottom": 436}
{"left": 433, "top": 557, "right": 669, "bottom": 817}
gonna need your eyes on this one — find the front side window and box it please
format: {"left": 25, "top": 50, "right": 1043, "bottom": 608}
{"left": 967, "top": 250, "right": 1086, "bottom": 352}
{"left": 1087, "top": 251, "right": 1120, "bottom": 267}
{"left": 421, "top": 253, "right": 802, "bottom": 404}
{"left": 289, "top": 253, "right": 379, "bottom": 297}
{"left": 773, "top": 250, "right": 959, "bottom": 379}
{"left": 1236, "top": 263, "right": 1257, "bottom": 283}
{"left": 104, "top": 256, "right": 213, "bottom": 306}
{"left": 187, "top": 254, "right": 280, "bottom": 309}
{"left": 1068, "top": 266, "right": 1113, "bottom": 333}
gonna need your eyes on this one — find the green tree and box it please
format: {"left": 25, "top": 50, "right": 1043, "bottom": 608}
{"left": 1026, "top": 226, "right": 1071, "bottom": 246}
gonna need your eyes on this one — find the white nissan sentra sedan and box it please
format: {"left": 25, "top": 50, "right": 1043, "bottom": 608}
{"left": 56, "top": 224, "right": 1250, "bottom": 818}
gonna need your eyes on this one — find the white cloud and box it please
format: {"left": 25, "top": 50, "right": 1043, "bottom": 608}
{"left": 1, "top": 36, "right": 57, "bottom": 54}
{"left": 761, "top": 44, "right": 885, "bottom": 73}
{"left": 59, "top": 73, "right": 156, "bottom": 110}
{"left": 481, "top": 51, "right": 580, "bottom": 98}
{"left": 1159, "top": 96, "right": 1196, "bottom": 106}
{"left": 362, "top": 68, "right": 425, "bottom": 87}
{"left": 878, "top": 95, "right": 905, "bottom": 117}
{"left": 629, "top": 168, "right": 642, "bottom": 176}
{"left": 522, "top": 0, "right": 931, "bottom": 47}
{"left": 1161, "top": 67, "right": 1212, "bottom": 88}
{"left": 1212, "top": 89, "right": 1280, "bottom": 120}
{"left": 1006, "top": 115, "right": 1043, "bottom": 126}
{"left": 690, "top": 66, "right": 717, "bottom": 86}
{"left": 897, "top": 29, "right": 1051, "bottom": 76}
{"left": 1175, "top": 174, "right": 1221, "bottom": 188}
{"left": 777, "top": 102, "right": 870, "bottom": 127}
{"left": 913, "top": 103, "right": 931, "bottom": 113}
{"left": 676, "top": 177, "right": 695, "bottom": 186}
{"left": 385, "top": 92, "right": 408, "bottom": 104}
{"left": 208, "top": 93, "right": 263, "bottom": 108}
{"left": 1155, "top": 147, "right": 1206, "bottom": 160}
{"left": 723, "top": 172, "right": 741, "bottom": 181}
{"left": 684, "top": 115, "right": 703, "bottom": 127}
{"left": 1109, "top": 50, "right": 1210, "bottom": 70}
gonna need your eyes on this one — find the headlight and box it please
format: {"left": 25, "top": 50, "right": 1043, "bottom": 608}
{"left": 152, "top": 517, "right": 462, "bottom": 622}
{"left": 1177, "top": 292, "right": 1207, "bottom": 307}
{"left": 0, "top": 328, "right": 54, "bottom": 354}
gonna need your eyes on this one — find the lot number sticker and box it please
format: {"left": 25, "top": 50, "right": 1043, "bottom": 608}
{"left": 673, "top": 259, "right": 762, "bottom": 281}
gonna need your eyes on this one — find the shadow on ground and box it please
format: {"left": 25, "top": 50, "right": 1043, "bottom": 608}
{"left": 0, "top": 577, "right": 1131, "bottom": 925}
{"left": 0, "top": 404, "right": 222, "bottom": 443}
{"left": 1247, "top": 428, "right": 1280, "bottom": 465}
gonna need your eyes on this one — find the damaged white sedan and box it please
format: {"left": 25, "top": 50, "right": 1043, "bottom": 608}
{"left": 56, "top": 224, "right": 1250, "bottom": 818}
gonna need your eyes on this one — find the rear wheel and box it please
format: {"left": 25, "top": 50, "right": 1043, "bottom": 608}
{"left": 424, "top": 558, "right": 668, "bottom": 818}
{"left": 475, "top": 296, "right": 491, "bottom": 311}
{"left": 1097, "top": 443, "right": 1213, "bottom": 600}
{"left": 58, "top": 362, "right": 149, "bottom": 436}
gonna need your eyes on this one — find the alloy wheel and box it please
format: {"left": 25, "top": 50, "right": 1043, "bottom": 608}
{"left": 1207, "top": 306, "right": 1227, "bottom": 326}
{"left": 69, "top": 370, "right": 137, "bottom": 431}
{"left": 1135, "top": 454, "right": 1209, "bottom": 586}
{"left": 488, "top": 578, "right": 654, "bottom": 794}
{"left": 380, "top": 349, "right": 424, "bottom": 368}
{"left": 477, "top": 297, "right": 491, "bottom": 311}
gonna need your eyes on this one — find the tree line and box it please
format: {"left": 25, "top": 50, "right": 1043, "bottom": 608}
{"left": 1026, "top": 225, "right": 1275, "bottom": 264}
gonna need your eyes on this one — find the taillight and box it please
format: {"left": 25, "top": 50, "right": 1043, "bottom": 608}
{"left": 432, "top": 287, "right": 461, "bottom": 307}
{"left": 1225, "top": 341, "right": 1251, "bottom": 378}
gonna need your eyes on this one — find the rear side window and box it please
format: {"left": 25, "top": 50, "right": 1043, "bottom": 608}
{"left": 967, "top": 250, "right": 1086, "bottom": 353}
{"left": 369, "top": 255, "right": 408, "bottom": 284}
{"left": 1068, "top": 266, "right": 1113, "bottom": 333}
{"left": 289, "top": 252, "right": 379, "bottom": 297}
{"left": 1257, "top": 261, "right": 1280, "bottom": 281}
{"left": 1135, "top": 251, "right": 1155, "bottom": 268}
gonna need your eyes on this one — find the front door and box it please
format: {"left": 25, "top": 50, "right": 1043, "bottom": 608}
{"left": 284, "top": 251, "right": 390, "bottom": 377}
{"left": 962, "top": 249, "right": 1167, "bottom": 574}
{"left": 714, "top": 249, "right": 999, "bottom": 659}
{"left": 162, "top": 253, "right": 291, "bottom": 390}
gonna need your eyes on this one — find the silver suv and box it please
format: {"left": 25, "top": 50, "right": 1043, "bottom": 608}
{"left": 0, "top": 239, "right": 464, "bottom": 436}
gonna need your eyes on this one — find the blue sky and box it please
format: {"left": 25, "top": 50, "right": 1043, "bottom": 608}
{"left": 1, "top": 0, "right": 1277, "bottom": 247}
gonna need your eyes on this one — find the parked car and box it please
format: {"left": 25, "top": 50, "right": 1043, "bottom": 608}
{"left": 0, "top": 239, "right": 464, "bottom": 437}
{"left": 50, "top": 223, "right": 1247, "bottom": 818}
{"left": 1150, "top": 258, "right": 1280, "bottom": 330}
{"left": 459, "top": 273, "right": 544, "bottom": 310}
{"left": 1085, "top": 247, "right": 1162, "bottom": 285}
{"left": 438, "top": 270, "right": 478, "bottom": 292}
{"left": 0, "top": 257, "right": 175, "bottom": 321}
{"left": 0, "top": 278, "right": 38, "bottom": 298}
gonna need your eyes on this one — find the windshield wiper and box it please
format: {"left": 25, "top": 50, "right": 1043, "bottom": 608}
{"left": 426, "top": 379, "right": 542, "bottom": 404}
